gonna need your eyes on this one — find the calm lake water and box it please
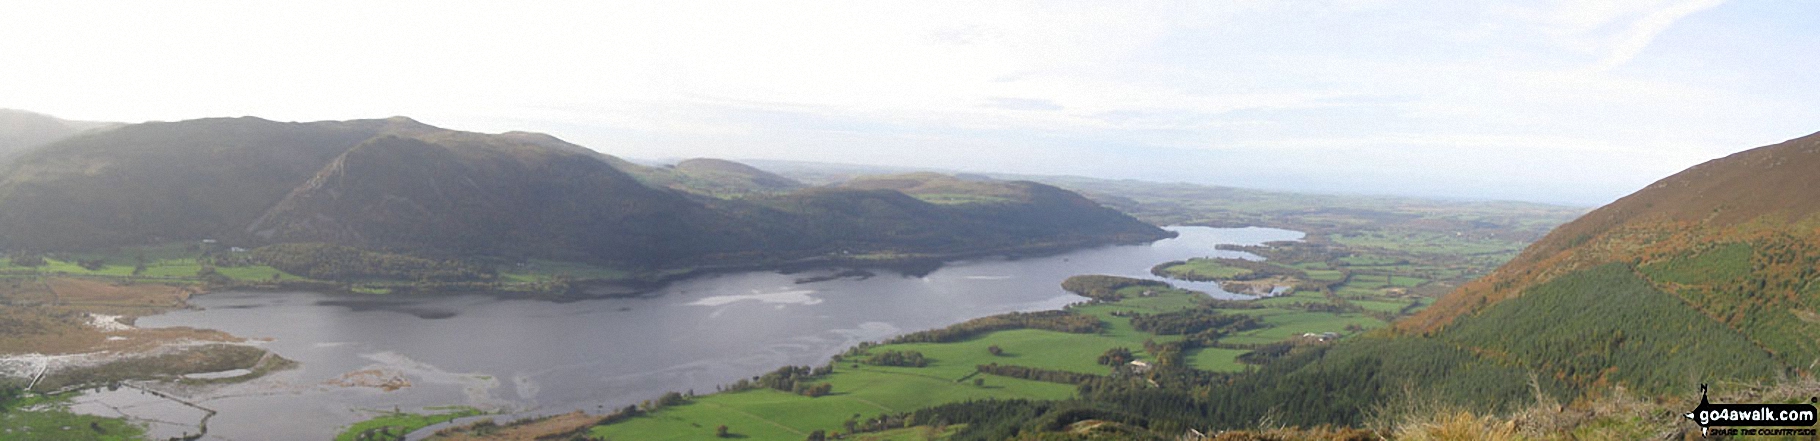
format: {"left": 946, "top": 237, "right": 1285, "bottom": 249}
{"left": 134, "top": 226, "right": 1301, "bottom": 440}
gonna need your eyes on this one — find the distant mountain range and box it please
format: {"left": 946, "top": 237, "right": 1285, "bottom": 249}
{"left": 0, "top": 114, "right": 1168, "bottom": 268}
{"left": 0, "top": 109, "right": 119, "bottom": 162}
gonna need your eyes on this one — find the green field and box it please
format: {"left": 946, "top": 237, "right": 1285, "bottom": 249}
{"left": 0, "top": 391, "right": 146, "bottom": 441}
{"left": 0, "top": 242, "right": 313, "bottom": 285}
{"left": 2, "top": 242, "right": 659, "bottom": 295}
{"left": 1153, "top": 258, "right": 1252, "bottom": 280}
{"left": 1302, "top": 269, "right": 1346, "bottom": 282}
{"left": 1185, "top": 347, "right": 1250, "bottom": 372}
{"left": 1332, "top": 231, "right": 1527, "bottom": 256}
{"left": 336, "top": 406, "right": 485, "bottom": 441}
{"left": 1352, "top": 299, "right": 1411, "bottom": 313}
{"left": 591, "top": 378, "right": 1066, "bottom": 440}
{"left": 498, "top": 259, "right": 634, "bottom": 283}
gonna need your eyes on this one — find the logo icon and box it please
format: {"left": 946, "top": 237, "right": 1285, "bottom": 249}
{"left": 1683, "top": 384, "right": 1818, "bottom": 438}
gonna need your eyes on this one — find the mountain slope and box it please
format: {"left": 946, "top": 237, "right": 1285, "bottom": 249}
{"left": 0, "top": 115, "right": 1168, "bottom": 269}
{"left": 1402, "top": 131, "right": 1820, "bottom": 372}
{"left": 0, "top": 117, "right": 408, "bottom": 249}
{"left": 0, "top": 109, "right": 119, "bottom": 162}
{"left": 745, "top": 176, "right": 1168, "bottom": 258}
{"left": 613, "top": 157, "right": 805, "bottom": 198}
{"left": 243, "top": 135, "right": 715, "bottom": 263}
{"left": 673, "top": 158, "right": 803, "bottom": 193}
{"left": 1078, "top": 132, "right": 1820, "bottom": 430}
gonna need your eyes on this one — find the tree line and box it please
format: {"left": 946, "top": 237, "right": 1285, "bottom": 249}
{"left": 1059, "top": 274, "right": 1169, "bottom": 301}
{"left": 977, "top": 363, "right": 1105, "bottom": 386}
{"left": 251, "top": 243, "right": 492, "bottom": 281}
{"left": 885, "top": 310, "right": 1102, "bottom": 344}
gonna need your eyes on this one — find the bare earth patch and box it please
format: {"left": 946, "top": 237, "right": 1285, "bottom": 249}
{"left": 432, "top": 411, "right": 601, "bottom": 441}
{"left": 327, "top": 368, "right": 414, "bottom": 392}
{"left": 1794, "top": 308, "right": 1820, "bottom": 324}
{"left": 1219, "top": 276, "right": 1300, "bottom": 296}
{"left": 44, "top": 277, "right": 194, "bottom": 314}
{"left": 1, "top": 277, "right": 276, "bottom": 393}
{"left": 0, "top": 307, "right": 239, "bottom": 355}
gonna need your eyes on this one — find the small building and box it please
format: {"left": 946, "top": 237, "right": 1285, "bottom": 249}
{"left": 1127, "top": 360, "right": 1153, "bottom": 374}
{"left": 1300, "top": 332, "right": 1342, "bottom": 342}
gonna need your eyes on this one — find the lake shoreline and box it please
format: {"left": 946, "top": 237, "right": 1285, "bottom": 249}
{"left": 125, "top": 226, "right": 1297, "bottom": 440}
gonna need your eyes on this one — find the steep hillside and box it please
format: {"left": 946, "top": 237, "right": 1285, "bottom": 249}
{"left": 0, "top": 115, "right": 1167, "bottom": 270}
{"left": 1186, "top": 130, "right": 1820, "bottom": 423}
{"left": 1402, "top": 131, "right": 1820, "bottom": 373}
{"left": 243, "top": 135, "right": 723, "bottom": 264}
{"left": 0, "top": 117, "right": 409, "bottom": 249}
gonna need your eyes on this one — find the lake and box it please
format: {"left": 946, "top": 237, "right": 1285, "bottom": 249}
{"left": 133, "top": 226, "right": 1301, "bottom": 440}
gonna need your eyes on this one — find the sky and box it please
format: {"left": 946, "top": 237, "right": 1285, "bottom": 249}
{"left": 3, "top": 1, "right": 1816, "bottom": 205}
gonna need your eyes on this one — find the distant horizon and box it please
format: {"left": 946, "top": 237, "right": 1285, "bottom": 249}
{"left": 5, "top": 106, "right": 1692, "bottom": 207}
{"left": 7, "top": 2, "right": 1814, "bottom": 207}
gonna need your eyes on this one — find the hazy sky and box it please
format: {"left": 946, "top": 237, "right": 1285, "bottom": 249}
{"left": 4, "top": 1, "right": 1816, "bottom": 205}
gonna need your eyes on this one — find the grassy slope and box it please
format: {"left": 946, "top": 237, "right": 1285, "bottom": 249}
{"left": 1404, "top": 132, "right": 1820, "bottom": 373}
{"left": 1298, "top": 263, "right": 1789, "bottom": 417}
{"left": 1442, "top": 263, "right": 1784, "bottom": 396}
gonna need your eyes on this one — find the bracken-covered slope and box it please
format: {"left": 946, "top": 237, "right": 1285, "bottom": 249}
{"left": 0, "top": 115, "right": 1168, "bottom": 268}
{"left": 1394, "top": 131, "right": 1820, "bottom": 391}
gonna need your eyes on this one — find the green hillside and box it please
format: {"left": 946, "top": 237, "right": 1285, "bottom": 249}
{"left": 0, "top": 115, "right": 1168, "bottom": 276}
{"left": 0, "top": 116, "right": 405, "bottom": 250}
{"left": 1406, "top": 131, "right": 1820, "bottom": 369}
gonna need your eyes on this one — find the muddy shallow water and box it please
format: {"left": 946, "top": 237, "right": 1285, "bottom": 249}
{"left": 133, "top": 226, "right": 1301, "bottom": 440}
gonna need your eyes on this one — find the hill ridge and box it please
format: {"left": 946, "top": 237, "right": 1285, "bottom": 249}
{"left": 0, "top": 114, "right": 1169, "bottom": 269}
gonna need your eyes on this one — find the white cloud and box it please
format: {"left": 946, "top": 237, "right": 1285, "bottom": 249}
{"left": 1597, "top": 0, "right": 1730, "bottom": 70}
{"left": 0, "top": 0, "right": 1809, "bottom": 204}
